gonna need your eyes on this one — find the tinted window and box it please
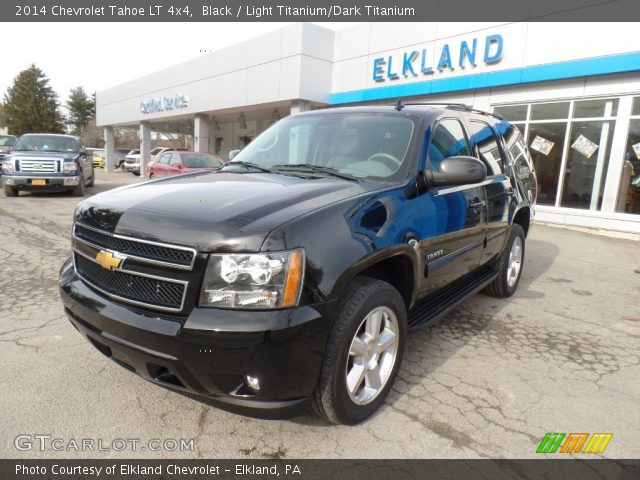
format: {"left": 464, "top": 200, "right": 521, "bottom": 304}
{"left": 573, "top": 99, "right": 618, "bottom": 118}
{"left": 157, "top": 153, "right": 170, "bottom": 165}
{"left": 469, "top": 120, "right": 504, "bottom": 175}
{"left": 494, "top": 105, "right": 527, "bottom": 122}
{"left": 427, "top": 118, "right": 471, "bottom": 171}
{"left": 182, "top": 154, "right": 224, "bottom": 168}
{"left": 633, "top": 97, "right": 640, "bottom": 116}
{"left": 169, "top": 152, "right": 180, "bottom": 164}
{"left": 0, "top": 135, "right": 16, "bottom": 147}
{"left": 530, "top": 102, "right": 570, "bottom": 120}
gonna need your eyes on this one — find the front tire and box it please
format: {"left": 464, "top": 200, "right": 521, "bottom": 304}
{"left": 4, "top": 184, "right": 18, "bottom": 197}
{"left": 71, "top": 172, "right": 85, "bottom": 196}
{"left": 484, "top": 224, "right": 525, "bottom": 298}
{"left": 312, "top": 277, "right": 407, "bottom": 425}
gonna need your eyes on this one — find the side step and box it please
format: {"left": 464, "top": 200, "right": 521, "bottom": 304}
{"left": 408, "top": 263, "right": 498, "bottom": 329}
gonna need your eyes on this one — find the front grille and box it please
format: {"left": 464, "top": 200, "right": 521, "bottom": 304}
{"left": 19, "top": 158, "right": 58, "bottom": 172}
{"left": 74, "top": 253, "right": 186, "bottom": 310}
{"left": 74, "top": 224, "right": 194, "bottom": 267}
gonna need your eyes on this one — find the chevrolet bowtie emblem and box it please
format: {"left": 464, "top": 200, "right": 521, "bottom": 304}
{"left": 95, "top": 250, "right": 123, "bottom": 270}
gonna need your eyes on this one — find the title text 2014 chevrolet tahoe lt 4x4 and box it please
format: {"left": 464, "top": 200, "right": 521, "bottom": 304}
{"left": 59, "top": 104, "right": 537, "bottom": 424}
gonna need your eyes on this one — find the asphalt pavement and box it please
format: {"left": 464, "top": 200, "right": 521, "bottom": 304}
{"left": 1, "top": 169, "right": 639, "bottom": 459}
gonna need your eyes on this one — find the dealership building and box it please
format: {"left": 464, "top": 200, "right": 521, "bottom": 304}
{"left": 96, "top": 22, "right": 640, "bottom": 234}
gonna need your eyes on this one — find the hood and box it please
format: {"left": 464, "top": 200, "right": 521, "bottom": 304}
{"left": 8, "top": 150, "right": 81, "bottom": 161}
{"left": 75, "top": 171, "right": 381, "bottom": 252}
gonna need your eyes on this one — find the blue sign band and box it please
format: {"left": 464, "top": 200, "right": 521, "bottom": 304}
{"left": 330, "top": 51, "right": 640, "bottom": 104}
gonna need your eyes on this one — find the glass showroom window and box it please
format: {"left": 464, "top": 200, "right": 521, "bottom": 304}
{"left": 495, "top": 98, "right": 618, "bottom": 210}
{"left": 616, "top": 97, "right": 640, "bottom": 215}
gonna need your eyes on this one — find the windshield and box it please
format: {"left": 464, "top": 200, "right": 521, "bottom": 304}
{"left": 182, "top": 153, "right": 223, "bottom": 169}
{"left": 128, "top": 150, "right": 140, "bottom": 155}
{"left": 93, "top": 150, "right": 105, "bottom": 157}
{"left": 0, "top": 135, "right": 16, "bottom": 147}
{"left": 230, "top": 113, "right": 416, "bottom": 180}
{"left": 13, "top": 135, "right": 78, "bottom": 153}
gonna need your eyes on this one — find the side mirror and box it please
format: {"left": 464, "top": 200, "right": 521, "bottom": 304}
{"left": 228, "top": 149, "right": 241, "bottom": 161}
{"left": 170, "top": 162, "right": 181, "bottom": 169}
{"left": 426, "top": 156, "right": 487, "bottom": 187}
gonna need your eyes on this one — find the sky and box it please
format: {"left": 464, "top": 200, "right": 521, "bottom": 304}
{"left": 0, "top": 22, "right": 356, "bottom": 104}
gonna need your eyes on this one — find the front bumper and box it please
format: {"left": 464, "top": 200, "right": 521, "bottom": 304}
{"left": 124, "top": 162, "right": 140, "bottom": 173}
{"left": 4, "top": 174, "right": 79, "bottom": 190}
{"left": 58, "top": 258, "right": 332, "bottom": 419}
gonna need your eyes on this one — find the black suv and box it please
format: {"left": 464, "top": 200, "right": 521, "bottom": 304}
{"left": 59, "top": 104, "right": 536, "bottom": 424}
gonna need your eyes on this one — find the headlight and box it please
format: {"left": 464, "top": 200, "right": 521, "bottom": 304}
{"left": 63, "top": 161, "right": 79, "bottom": 173}
{"left": 199, "top": 249, "right": 305, "bottom": 309}
{"left": 2, "top": 159, "right": 15, "bottom": 173}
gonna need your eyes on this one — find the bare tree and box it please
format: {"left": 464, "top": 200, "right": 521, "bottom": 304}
{"left": 80, "top": 119, "right": 104, "bottom": 147}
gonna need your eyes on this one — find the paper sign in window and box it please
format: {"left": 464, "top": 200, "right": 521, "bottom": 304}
{"left": 571, "top": 135, "right": 599, "bottom": 159}
{"left": 530, "top": 135, "right": 555, "bottom": 156}
{"left": 632, "top": 142, "right": 640, "bottom": 160}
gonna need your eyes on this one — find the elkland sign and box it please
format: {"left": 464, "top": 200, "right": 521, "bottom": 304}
{"left": 373, "top": 34, "right": 504, "bottom": 82}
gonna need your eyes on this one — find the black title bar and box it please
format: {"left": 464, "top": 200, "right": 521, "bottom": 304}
{"left": 2, "top": 459, "right": 640, "bottom": 480}
{"left": 6, "top": 0, "right": 640, "bottom": 22}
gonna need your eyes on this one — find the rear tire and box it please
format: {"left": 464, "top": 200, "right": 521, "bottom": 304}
{"left": 312, "top": 277, "right": 407, "bottom": 425}
{"left": 484, "top": 224, "right": 525, "bottom": 298}
{"left": 3, "top": 185, "right": 18, "bottom": 197}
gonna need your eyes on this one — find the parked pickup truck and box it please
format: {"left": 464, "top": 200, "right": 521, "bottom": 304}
{"left": 59, "top": 104, "right": 536, "bottom": 424}
{"left": 2, "top": 133, "right": 94, "bottom": 197}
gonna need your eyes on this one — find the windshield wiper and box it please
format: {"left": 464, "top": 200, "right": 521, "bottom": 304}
{"left": 271, "top": 164, "right": 361, "bottom": 182}
{"left": 222, "top": 161, "right": 274, "bottom": 173}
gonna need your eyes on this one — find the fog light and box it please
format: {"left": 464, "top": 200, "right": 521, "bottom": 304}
{"left": 64, "top": 177, "right": 79, "bottom": 185}
{"left": 4, "top": 177, "right": 14, "bottom": 185}
{"left": 245, "top": 375, "right": 260, "bottom": 392}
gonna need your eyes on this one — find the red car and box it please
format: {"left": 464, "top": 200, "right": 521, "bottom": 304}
{"left": 146, "top": 151, "right": 224, "bottom": 178}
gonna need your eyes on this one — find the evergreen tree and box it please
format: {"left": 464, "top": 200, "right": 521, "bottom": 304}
{"left": 67, "top": 86, "right": 95, "bottom": 135}
{"left": 3, "top": 64, "right": 64, "bottom": 135}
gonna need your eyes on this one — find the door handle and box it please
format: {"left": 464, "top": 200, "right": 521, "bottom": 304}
{"left": 505, "top": 188, "right": 516, "bottom": 197}
{"left": 470, "top": 201, "right": 486, "bottom": 211}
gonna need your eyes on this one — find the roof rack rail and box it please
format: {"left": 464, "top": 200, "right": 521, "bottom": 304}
{"left": 403, "top": 102, "right": 467, "bottom": 108}
{"left": 402, "top": 102, "right": 504, "bottom": 120}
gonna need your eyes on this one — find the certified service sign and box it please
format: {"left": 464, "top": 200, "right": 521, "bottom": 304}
{"left": 140, "top": 94, "right": 189, "bottom": 114}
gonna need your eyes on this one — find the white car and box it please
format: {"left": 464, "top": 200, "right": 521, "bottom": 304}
{"left": 123, "top": 149, "right": 141, "bottom": 174}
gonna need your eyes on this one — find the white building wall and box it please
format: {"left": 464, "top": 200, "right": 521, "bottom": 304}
{"left": 96, "top": 23, "right": 334, "bottom": 127}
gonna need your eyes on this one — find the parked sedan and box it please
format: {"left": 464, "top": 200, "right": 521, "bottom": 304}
{"left": 147, "top": 151, "right": 224, "bottom": 178}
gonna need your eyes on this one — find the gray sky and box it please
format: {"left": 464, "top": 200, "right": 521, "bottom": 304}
{"left": 0, "top": 22, "right": 355, "bottom": 104}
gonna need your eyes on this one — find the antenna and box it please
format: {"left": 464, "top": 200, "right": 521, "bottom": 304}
{"left": 395, "top": 98, "right": 405, "bottom": 111}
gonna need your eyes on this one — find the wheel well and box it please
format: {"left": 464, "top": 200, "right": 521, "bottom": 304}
{"left": 512, "top": 207, "right": 531, "bottom": 237}
{"left": 357, "top": 255, "right": 414, "bottom": 309}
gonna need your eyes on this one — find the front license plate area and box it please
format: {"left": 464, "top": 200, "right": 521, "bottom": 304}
{"left": 31, "top": 179, "right": 47, "bottom": 186}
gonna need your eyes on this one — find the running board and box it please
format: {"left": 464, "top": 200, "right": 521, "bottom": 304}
{"left": 408, "top": 263, "right": 498, "bottom": 329}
